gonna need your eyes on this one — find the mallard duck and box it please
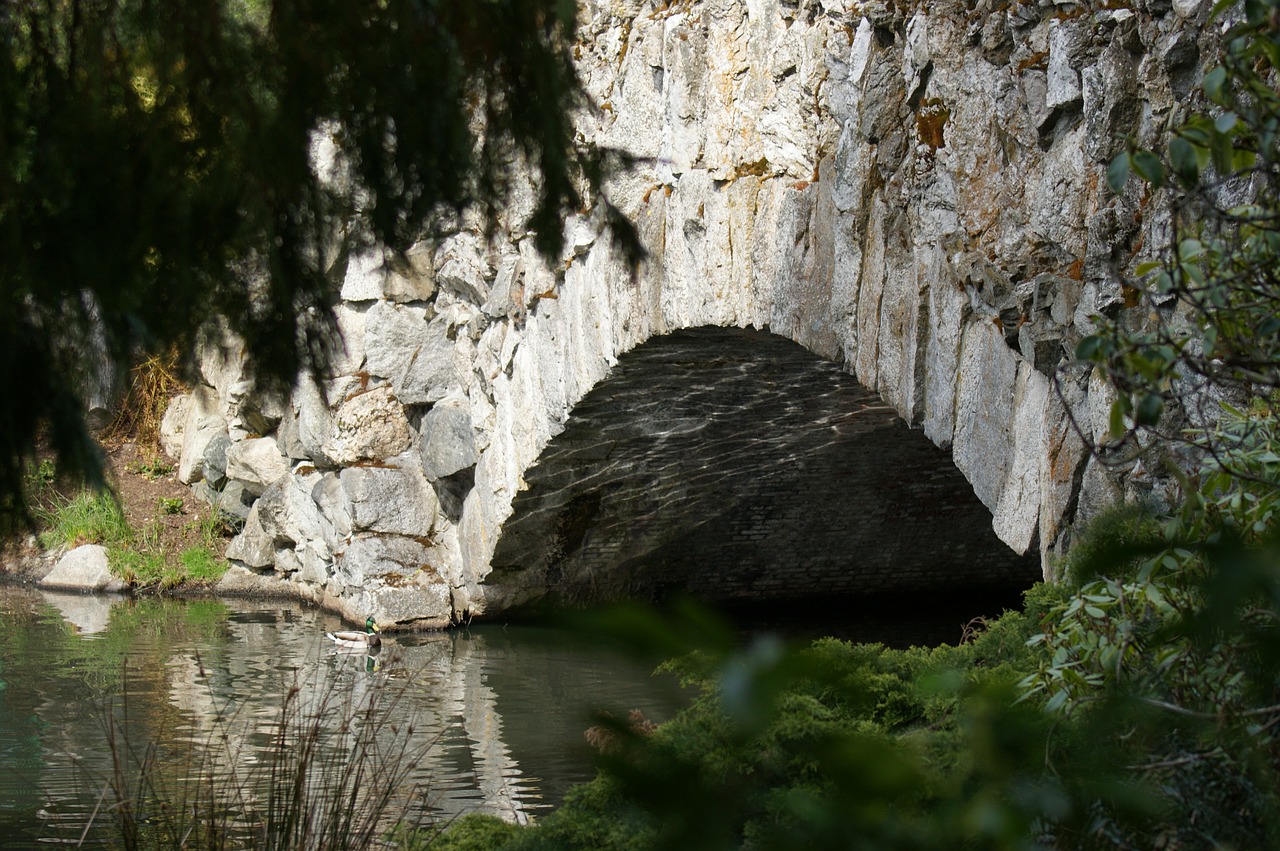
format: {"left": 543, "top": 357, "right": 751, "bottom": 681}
{"left": 326, "top": 616, "right": 382, "bottom": 649}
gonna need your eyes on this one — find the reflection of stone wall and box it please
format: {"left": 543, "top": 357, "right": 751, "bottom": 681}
{"left": 162, "top": 1, "right": 1206, "bottom": 627}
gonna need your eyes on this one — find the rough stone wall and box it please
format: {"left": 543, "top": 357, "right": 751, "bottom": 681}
{"left": 162, "top": 0, "right": 1209, "bottom": 628}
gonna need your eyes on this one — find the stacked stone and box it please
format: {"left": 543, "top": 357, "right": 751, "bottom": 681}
{"left": 160, "top": 0, "right": 1208, "bottom": 627}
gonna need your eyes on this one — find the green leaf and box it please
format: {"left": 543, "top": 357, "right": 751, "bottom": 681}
{"left": 1214, "top": 111, "right": 1239, "bottom": 133}
{"left": 1045, "top": 689, "right": 1070, "bottom": 713}
{"left": 1132, "top": 150, "right": 1165, "bottom": 188}
{"left": 1212, "top": 129, "right": 1235, "bottom": 174}
{"left": 1169, "top": 136, "right": 1199, "bottom": 184}
{"left": 1076, "top": 335, "right": 1105, "bottom": 361}
{"left": 1107, "top": 151, "right": 1131, "bottom": 193}
{"left": 1135, "top": 260, "right": 1163, "bottom": 276}
{"left": 1136, "top": 393, "right": 1163, "bottom": 427}
{"left": 1109, "top": 400, "right": 1128, "bottom": 439}
{"left": 1204, "top": 65, "right": 1228, "bottom": 105}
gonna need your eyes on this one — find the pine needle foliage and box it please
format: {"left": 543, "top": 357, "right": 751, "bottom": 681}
{"left": 0, "top": 0, "right": 641, "bottom": 524}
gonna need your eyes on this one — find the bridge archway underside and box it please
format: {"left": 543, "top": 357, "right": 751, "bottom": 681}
{"left": 486, "top": 328, "right": 1039, "bottom": 609}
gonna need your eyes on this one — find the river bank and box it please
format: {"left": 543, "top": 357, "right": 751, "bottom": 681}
{"left": 0, "top": 439, "right": 246, "bottom": 595}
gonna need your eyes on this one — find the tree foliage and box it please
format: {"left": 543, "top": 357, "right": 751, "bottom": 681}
{"left": 1079, "top": 0, "right": 1280, "bottom": 465}
{"left": 0, "top": 0, "right": 638, "bottom": 520}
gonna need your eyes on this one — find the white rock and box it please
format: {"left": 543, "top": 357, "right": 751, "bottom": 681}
{"left": 159, "top": 393, "right": 191, "bottom": 461}
{"left": 364, "top": 301, "right": 465, "bottom": 405}
{"left": 41, "top": 545, "right": 127, "bottom": 593}
{"left": 178, "top": 386, "right": 227, "bottom": 485}
{"left": 225, "top": 436, "right": 290, "bottom": 497}
{"left": 993, "top": 363, "right": 1050, "bottom": 554}
{"left": 322, "top": 385, "right": 413, "bottom": 465}
{"left": 952, "top": 322, "right": 1020, "bottom": 512}
{"left": 340, "top": 455, "right": 439, "bottom": 537}
{"left": 420, "top": 401, "right": 479, "bottom": 480}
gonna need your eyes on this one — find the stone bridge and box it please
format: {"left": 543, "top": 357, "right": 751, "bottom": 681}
{"left": 161, "top": 0, "right": 1202, "bottom": 628}
{"left": 488, "top": 326, "right": 1037, "bottom": 611}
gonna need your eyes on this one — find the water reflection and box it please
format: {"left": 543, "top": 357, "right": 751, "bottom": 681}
{"left": 0, "top": 586, "right": 685, "bottom": 848}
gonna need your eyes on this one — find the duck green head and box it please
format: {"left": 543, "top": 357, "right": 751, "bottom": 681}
{"left": 365, "top": 616, "right": 379, "bottom": 634}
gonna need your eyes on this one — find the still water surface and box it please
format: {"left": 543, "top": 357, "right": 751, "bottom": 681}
{"left": 0, "top": 586, "right": 689, "bottom": 847}
{"left": 0, "top": 583, "right": 1019, "bottom": 846}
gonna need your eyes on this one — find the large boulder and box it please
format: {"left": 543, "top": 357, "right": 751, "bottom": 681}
{"left": 420, "top": 401, "right": 478, "bottom": 481}
{"left": 364, "top": 301, "right": 466, "bottom": 405}
{"left": 225, "top": 436, "right": 290, "bottom": 497}
{"left": 331, "top": 535, "right": 452, "bottom": 629}
{"left": 177, "top": 386, "right": 227, "bottom": 485}
{"left": 40, "top": 545, "right": 127, "bottom": 593}
{"left": 339, "top": 454, "right": 439, "bottom": 537}
{"left": 322, "top": 385, "right": 413, "bottom": 465}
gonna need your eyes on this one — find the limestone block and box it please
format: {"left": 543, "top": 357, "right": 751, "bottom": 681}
{"left": 225, "top": 379, "right": 286, "bottom": 436}
{"left": 952, "top": 321, "right": 1019, "bottom": 512}
{"left": 922, "top": 257, "right": 969, "bottom": 448}
{"left": 435, "top": 232, "right": 492, "bottom": 304}
{"left": 178, "top": 385, "right": 227, "bottom": 485}
{"left": 40, "top": 545, "right": 127, "bottom": 593}
{"left": 342, "top": 578, "right": 453, "bottom": 631}
{"left": 322, "top": 385, "right": 413, "bottom": 465}
{"left": 1076, "top": 454, "right": 1124, "bottom": 526}
{"left": 312, "top": 472, "right": 354, "bottom": 552}
{"left": 364, "top": 300, "right": 465, "bottom": 405}
{"left": 224, "top": 502, "right": 275, "bottom": 569}
{"left": 385, "top": 242, "right": 436, "bottom": 303}
{"left": 331, "top": 302, "right": 368, "bottom": 375}
{"left": 483, "top": 254, "right": 521, "bottom": 320}
{"left": 1082, "top": 33, "right": 1141, "bottom": 164}
{"left": 193, "top": 479, "right": 254, "bottom": 525}
{"left": 340, "top": 247, "right": 387, "bottom": 302}
{"left": 202, "top": 433, "right": 233, "bottom": 489}
{"left": 853, "top": 198, "right": 887, "bottom": 389}
{"left": 225, "top": 436, "right": 290, "bottom": 497}
{"left": 600, "top": 16, "right": 666, "bottom": 168}
{"left": 340, "top": 455, "right": 438, "bottom": 537}
{"left": 993, "top": 363, "right": 1050, "bottom": 554}
{"left": 254, "top": 473, "right": 325, "bottom": 551}
{"left": 1040, "top": 372, "right": 1090, "bottom": 561}
{"left": 420, "top": 401, "right": 479, "bottom": 481}
{"left": 291, "top": 375, "right": 336, "bottom": 466}
{"left": 875, "top": 243, "right": 925, "bottom": 421}
{"left": 1045, "top": 19, "right": 1083, "bottom": 112}
{"left": 332, "top": 533, "right": 455, "bottom": 628}
{"left": 297, "top": 539, "right": 333, "bottom": 586}
{"left": 197, "top": 325, "right": 248, "bottom": 405}
{"left": 659, "top": 10, "right": 707, "bottom": 175}
{"left": 159, "top": 393, "right": 191, "bottom": 461}
{"left": 335, "top": 534, "right": 431, "bottom": 588}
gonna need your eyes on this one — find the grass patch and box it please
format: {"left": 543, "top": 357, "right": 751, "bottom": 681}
{"left": 36, "top": 489, "right": 130, "bottom": 550}
{"left": 36, "top": 487, "right": 227, "bottom": 590}
{"left": 179, "top": 544, "right": 224, "bottom": 583}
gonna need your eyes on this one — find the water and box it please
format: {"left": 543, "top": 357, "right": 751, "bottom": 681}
{"left": 0, "top": 586, "right": 688, "bottom": 847}
{"left": 0, "top": 583, "right": 1026, "bottom": 846}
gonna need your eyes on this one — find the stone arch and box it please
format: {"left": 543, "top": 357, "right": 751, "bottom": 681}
{"left": 196, "top": 0, "right": 1202, "bottom": 630}
{"left": 481, "top": 325, "right": 1040, "bottom": 612}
